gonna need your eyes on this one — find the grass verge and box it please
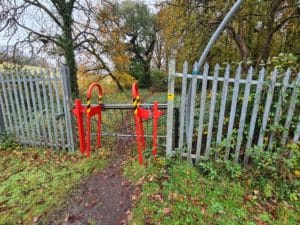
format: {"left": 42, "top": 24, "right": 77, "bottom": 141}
{"left": 124, "top": 157, "right": 299, "bottom": 225}
{"left": 0, "top": 147, "right": 109, "bottom": 224}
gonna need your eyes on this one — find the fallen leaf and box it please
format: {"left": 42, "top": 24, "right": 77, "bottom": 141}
{"left": 253, "top": 190, "right": 259, "bottom": 195}
{"left": 33, "top": 216, "right": 39, "bottom": 223}
{"left": 163, "top": 207, "right": 172, "bottom": 215}
{"left": 254, "top": 216, "right": 267, "bottom": 225}
{"left": 64, "top": 214, "right": 82, "bottom": 223}
{"left": 243, "top": 194, "right": 253, "bottom": 202}
{"left": 136, "top": 176, "right": 145, "bottom": 185}
{"left": 149, "top": 175, "right": 155, "bottom": 182}
{"left": 153, "top": 194, "right": 163, "bottom": 202}
{"left": 201, "top": 207, "right": 206, "bottom": 215}
{"left": 127, "top": 210, "right": 133, "bottom": 221}
{"left": 134, "top": 188, "right": 141, "bottom": 197}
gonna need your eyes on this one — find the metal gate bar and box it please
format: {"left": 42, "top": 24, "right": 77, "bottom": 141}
{"left": 82, "top": 103, "right": 179, "bottom": 151}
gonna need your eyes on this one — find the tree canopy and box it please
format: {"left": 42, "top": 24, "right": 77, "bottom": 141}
{"left": 97, "top": 0, "right": 157, "bottom": 88}
{"left": 157, "top": 0, "right": 300, "bottom": 70}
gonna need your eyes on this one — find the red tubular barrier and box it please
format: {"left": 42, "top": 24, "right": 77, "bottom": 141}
{"left": 86, "top": 83, "right": 103, "bottom": 158}
{"left": 132, "top": 82, "right": 164, "bottom": 164}
{"left": 73, "top": 99, "right": 86, "bottom": 154}
{"left": 73, "top": 83, "right": 103, "bottom": 158}
{"left": 132, "top": 82, "right": 144, "bottom": 164}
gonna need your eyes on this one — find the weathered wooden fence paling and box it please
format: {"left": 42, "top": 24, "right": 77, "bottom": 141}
{"left": 0, "top": 68, "right": 75, "bottom": 151}
{"left": 166, "top": 59, "right": 300, "bottom": 164}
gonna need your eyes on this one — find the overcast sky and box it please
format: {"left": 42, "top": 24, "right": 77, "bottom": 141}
{"left": 0, "top": 0, "right": 159, "bottom": 66}
{"left": 0, "top": 0, "right": 158, "bottom": 47}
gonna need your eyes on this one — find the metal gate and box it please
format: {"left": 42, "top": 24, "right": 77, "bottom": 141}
{"left": 0, "top": 67, "right": 75, "bottom": 151}
{"left": 85, "top": 103, "right": 179, "bottom": 155}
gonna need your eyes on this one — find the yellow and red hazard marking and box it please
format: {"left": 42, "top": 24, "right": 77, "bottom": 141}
{"left": 73, "top": 81, "right": 164, "bottom": 164}
{"left": 132, "top": 82, "right": 164, "bottom": 165}
{"left": 73, "top": 83, "right": 103, "bottom": 158}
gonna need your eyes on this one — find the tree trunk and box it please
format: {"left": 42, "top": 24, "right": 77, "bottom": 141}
{"left": 108, "top": 72, "right": 124, "bottom": 92}
{"left": 227, "top": 27, "right": 249, "bottom": 71}
{"left": 61, "top": 7, "right": 79, "bottom": 97}
{"left": 63, "top": 37, "right": 78, "bottom": 97}
{"left": 255, "top": 0, "right": 282, "bottom": 70}
{"left": 140, "top": 61, "right": 151, "bottom": 88}
{"left": 255, "top": 35, "right": 273, "bottom": 70}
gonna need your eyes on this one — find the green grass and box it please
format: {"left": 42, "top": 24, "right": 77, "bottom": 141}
{"left": 0, "top": 147, "right": 110, "bottom": 225}
{"left": 124, "top": 158, "right": 299, "bottom": 225}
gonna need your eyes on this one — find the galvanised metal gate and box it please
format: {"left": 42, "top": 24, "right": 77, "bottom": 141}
{"left": 0, "top": 67, "right": 75, "bottom": 151}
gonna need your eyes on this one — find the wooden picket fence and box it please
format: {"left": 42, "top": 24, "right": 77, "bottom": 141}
{"left": 166, "top": 58, "right": 300, "bottom": 165}
{"left": 0, "top": 68, "right": 75, "bottom": 151}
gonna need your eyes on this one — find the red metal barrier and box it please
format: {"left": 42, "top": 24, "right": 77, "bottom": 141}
{"left": 73, "top": 83, "right": 102, "bottom": 158}
{"left": 86, "top": 83, "right": 103, "bottom": 158}
{"left": 73, "top": 81, "right": 163, "bottom": 162}
{"left": 132, "top": 82, "right": 164, "bottom": 164}
{"left": 132, "top": 82, "right": 145, "bottom": 164}
{"left": 73, "top": 99, "right": 86, "bottom": 154}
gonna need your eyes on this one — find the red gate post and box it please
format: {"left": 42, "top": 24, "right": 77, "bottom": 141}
{"left": 73, "top": 99, "right": 86, "bottom": 154}
{"left": 132, "top": 82, "right": 155, "bottom": 164}
{"left": 86, "top": 83, "right": 103, "bottom": 158}
{"left": 132, "top": 83, "right": 143, "bottom": 164}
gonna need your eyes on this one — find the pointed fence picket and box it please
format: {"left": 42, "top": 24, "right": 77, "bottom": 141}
{"left": 216, "top": 65, "right": 230, "bottom": 158}
{"left": 257, "top": 69, "right": 277, "bottom": 147}
{"left": 0, "top": 68, "right": 75, "bottom": 151}
{"left": 167, "top": 59, "right": 300, "bottom": 165}
{"left": 234, "top": 67, "right": 253, "bottom": 163}
{"left": 205, "top": 64, "right": 220, "bottom": 159}
{"left": 195, "top": 63, "right": 209, "bottom": 164}
{"left": 243, "top": 68, "right": 265, "bottom": 165}
{"left": 1, "top": 74, "right": 13, "bottom": 132}
{"left": 294, "top": 121, "right": 300, "bottom": 143}
{"left": 224, "top": 66, "right": 241, "bottom": 160}
{"left": 186, "top": 63, "right": 198, "bottom": 162}
{"left": 178, "top": 61, "right": 188, "bottom": 153}
{"left": 268, "top": 70, "right": 291, "bottom": 150}
{"left": 281, "top": 73, "right": 300, "bottom": 145}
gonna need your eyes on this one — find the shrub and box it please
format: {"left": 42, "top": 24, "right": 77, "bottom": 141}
{"left": 247, "top": 143, "right": 300, "bottom": 201}
{"left": 197, "top": 143, "right": 300, "bottom": 201}
{"left": 150, "top": 68, "right": 167, "bottom": 91}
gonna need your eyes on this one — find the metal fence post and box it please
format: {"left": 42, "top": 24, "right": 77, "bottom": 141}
{"left": 0, "top": 101, "right": 5, "bottom": 134}
{"left": 166, "top": 56, "right": 176, "bottom": 157}
{"left": 174, "top": 107, "right": 179, "bottom": 149}
{"left": 61, "top": 67, "right": 76, "bottom": 151}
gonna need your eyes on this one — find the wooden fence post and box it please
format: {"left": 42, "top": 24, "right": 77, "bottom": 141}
{"left": 166, "top": 56, "right": 176, "bottom": 157}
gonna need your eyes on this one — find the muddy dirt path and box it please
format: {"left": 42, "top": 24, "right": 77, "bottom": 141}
{"left": 44, "top": 95, "right": 156, "bottom": 225}
{"left": 45, "top": 148, "right": 135, "bottom": 225}
{"left": 44, "top": 128, "right": 137, "bottom": 225}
